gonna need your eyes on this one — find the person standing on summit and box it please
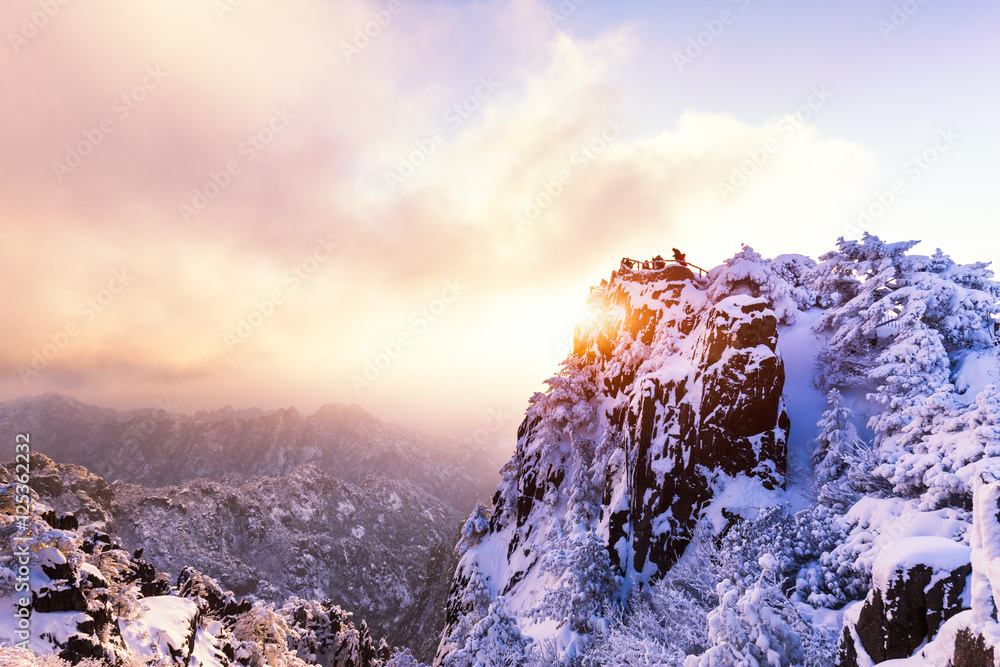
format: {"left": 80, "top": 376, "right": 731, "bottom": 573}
{"left": 672, "top": 248, "right": 687, "bottom": 266}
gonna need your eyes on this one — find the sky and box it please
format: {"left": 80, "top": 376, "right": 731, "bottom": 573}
{"left": 2, "top": 0, "right": 997, "bottom": 449}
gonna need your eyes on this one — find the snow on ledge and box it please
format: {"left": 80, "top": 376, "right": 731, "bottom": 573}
{"left": 871, "top": 536, "right": 971, "bottom": 594}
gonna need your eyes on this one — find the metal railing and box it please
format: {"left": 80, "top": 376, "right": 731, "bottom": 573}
{"left": 619, "top": 257, "right": 708, "bottom": 278}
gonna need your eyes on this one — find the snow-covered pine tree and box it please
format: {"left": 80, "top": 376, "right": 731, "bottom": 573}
{"left": 684, "top": 578, "right": 751, "bottom": 666}
{"left": 810, "top": 235, "right": 998, "bottom": 388}
{"left": 811, "top": 389, "right": 859, "bottom": 485}
{"left": 457, "top": 501, "right": 492, "bottom": 555}
{"left": 566, "top": 439, "right": 598, "bottom": 528}
{"left": 867, "top": 323, "right": 952, "bottom": 445}
{"left": 447, "top": 596, "right": 531, "bottom": 667}
{"left": 440, "top": 565, "right": 493, "bottom": 665}
{"left": 862, "top": 323, "right": 959, "bottom": 500}
{"left": 808, "top": 234, "right": 922, "bottom": 387}
{"left": 528, "top": 355, "right": 599, "bottom": 448}
{"left": 531, "top": 444, "right": 619, "bottom": 636}
{"left": 972, "top": 384, "right": 1000, "bottom": 455}
{"left": 533, "top": 526, "right": 620, "bottom": 635}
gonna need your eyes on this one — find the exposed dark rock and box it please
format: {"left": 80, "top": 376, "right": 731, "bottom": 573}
{"left": 618, "top": 296, "right": 788, "bottom": 575}
{"left": 839, "top": 540, "right": 971, "bottom": 665}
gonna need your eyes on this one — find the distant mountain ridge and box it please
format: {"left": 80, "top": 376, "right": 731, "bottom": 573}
{"left": 0, "top": 392, "right": 500, "bottom": 514}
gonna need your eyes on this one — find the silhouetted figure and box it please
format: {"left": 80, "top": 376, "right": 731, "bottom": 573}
{"left": 672, "top": 248, "right": 687, "bottom": 266}
{"left": 652, "top": 254, "right": 665, "bottom": 269}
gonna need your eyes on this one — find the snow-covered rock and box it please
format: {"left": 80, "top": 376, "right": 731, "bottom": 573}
{"left": 838, "top": 536, "right": 971, "bottom": 665}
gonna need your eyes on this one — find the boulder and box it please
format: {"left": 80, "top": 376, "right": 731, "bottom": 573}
{"left": 839, "top": 536, "right": 972, "bottom": 664}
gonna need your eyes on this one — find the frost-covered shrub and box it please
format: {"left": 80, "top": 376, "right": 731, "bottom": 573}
{"left": 279, "top": 596, "right": 390, "bottom": 667}
{"left": 233, "top": 603, "right": 311, "bottom": 667}
{"left": 719, "top": 506, "right": 810, "bottom": 586}
{"left": 0, "top": 649, "right": 106, "bottom": 667}
{"left": 705, "top": 245, "right": 806, "bottom": 325}
{"left": 386, "top": 648, "right": 428, "bottom": 667}
{"left": 685, "top": 557, "right": 805, "bottom": 667}
{"left": 586, "top": 533, "right": 724, "bottom": 666}
{"left": 457, "top": 501, "right": 492, "bottom": 554}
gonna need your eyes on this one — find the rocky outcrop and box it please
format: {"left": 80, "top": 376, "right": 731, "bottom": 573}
{"left": 436, "top": 260, "right": 790, "bottom": 663}
{"left": 5, "top": 452, "right": 115, "bottom": 534}
{"left": 913, "top": 464, "right": 1000, "bottom": 666}
{"left": 838, "top": 537, "right": 972, "bottom": 665}
{"left": 26, "top": 534, "right": 185, "bottom": 663}
{"left": 616, "top": 295, "right": 787, "bottom": 575}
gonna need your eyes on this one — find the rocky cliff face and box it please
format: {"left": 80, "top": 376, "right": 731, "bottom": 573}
{"left": 436, "top": 261, "right": 789, "bottom": 663}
